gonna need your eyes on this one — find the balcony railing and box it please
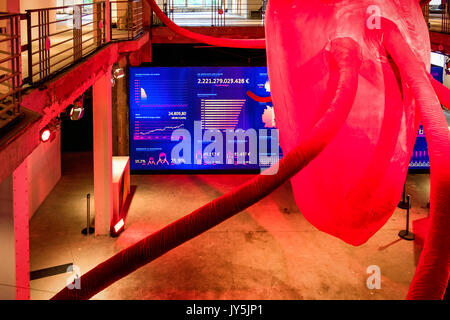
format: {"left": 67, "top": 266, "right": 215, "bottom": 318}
{"left": 25, "top": 2, "right": 107, "bottom": 84}
{"left": 0, "top": 13, "right": 22, "bottom": 133}
{"left": 423, "top": 2, "right": 450, "bottom": 34}
{"left": 111, "top": 1, "right": 144, "bottom": 41}
{"left": 152, "top": 0, "right": 267, "bottom": 27}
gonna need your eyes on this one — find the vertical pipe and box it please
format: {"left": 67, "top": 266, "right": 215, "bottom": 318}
{"left": 93, "top": 66, "right": 114, "bottom": 236}
{"left": 104, "top": 2, "right": 107, "bottom": 44}
{"left": 46, "top": 9, "right": 49, "bottom": 78}
{"left": 9, "top": 17, "right": 15, "bottom": 111}
{"left": 87, "top": 193, "right": 91, "bottom": 234}
{"left": 406, "top": 195, "right": 411, "bottom": 234}
{"left": 79, "top": 5, "right": 82, "bottom": 61}
{"left": 108, "top": 0, "right": 112, "bottom": 42}
{"left": 38, "top": 11, "right": 42, "bottom": 81}
{"left": 14, "top": 15, "right": 20, "bottom": 113}
{"left": 26, "top": 11, "right": 32, "bottom": 84}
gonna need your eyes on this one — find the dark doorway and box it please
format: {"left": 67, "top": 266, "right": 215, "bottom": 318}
{"left": 60, "top": 87, "right": 93, "bottom": 152}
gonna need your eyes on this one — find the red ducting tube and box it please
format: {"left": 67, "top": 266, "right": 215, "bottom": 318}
{"left": 147, "top": 0, "right": 265, "bottom": 49}
{"left": 51, "top": 38, "right": 362, "bottom": 300}
{"left": 246, "top": 90, "right": 272, "bottom": 103}
{"left": 382, "top": 18, "right": 450, "bottom": 300}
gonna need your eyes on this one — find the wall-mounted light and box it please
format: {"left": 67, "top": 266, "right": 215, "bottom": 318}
{"left": 69, "top": 97, "right": 84, "bottom": 121}
{"left": 111, "top": 64, "right": 125, "bottom": 88}
{"left": 40, "top": 127, "right": 53, "bottom": 143}
{"left": 39, "top": 118, "right": 61, "bottom": 143}
{"left": 113, "top": 67, "right": 125, "bottom": 80}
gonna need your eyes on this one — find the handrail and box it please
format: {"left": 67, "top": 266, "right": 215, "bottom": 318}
{"left": 0, "top": 13, "right": 22, "bottom": 132}
{"left": 0, "top": 1, "right": 146, "bottom": 135}
{"left": 21, "top": 0, "right": 145, "bottom": 84}
{"left": 111, "top": 0, "right": 144, "bottom": 41}
{"left": 423, "top": 2, "right": 450, "bottom": 34}
{"left": 25, "top": 3, "right": 105, "bottom": 13}
{"left": 24, "top": 1, "right": 108, "bottom": 84}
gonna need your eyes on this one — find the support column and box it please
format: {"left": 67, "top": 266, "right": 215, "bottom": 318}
{"left": 0, "top": 175, "right": 16, "bottom": 300}
{"left": 12, "top": 161, "right": 30, "bottom": 300}
{"left": 112, "top": 57, "right": 129, "bottom": 156}
{"left": 105, "top": 0, "right": 111, "bottom": 43}
{"left": 93, "top": 66, "right": 113, "bottom": 236}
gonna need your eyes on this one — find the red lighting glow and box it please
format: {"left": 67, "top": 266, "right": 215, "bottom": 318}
{"left": 40, "top": 128, "right": 52, "bottom": 143}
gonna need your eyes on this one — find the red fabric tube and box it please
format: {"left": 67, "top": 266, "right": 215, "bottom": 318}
{"left": 382, "top": 18, "right": 450, "bottom": 300}
{"left": 51, "top": 38, "right": 362, "bottom": 300}
{"left": 246, "top": 90, "right": 272, "bottom": 103}
{"left": 147, "top": 0, "right": 265, "bottom": 49}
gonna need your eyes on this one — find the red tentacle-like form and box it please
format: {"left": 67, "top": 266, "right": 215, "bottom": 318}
{"left": 246, "top": 90, "right": 272, "bottom": 103}
{"left": 51, "top": 38, "right": 362, "bottom": 300}
{"left": 382, "top": 18, "right": 450, "bottom": 300}
{"left": 147, "top": 0, "right": 265, "bottom": 49}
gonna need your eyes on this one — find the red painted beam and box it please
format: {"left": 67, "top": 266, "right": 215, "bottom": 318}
{"left": 0, "top": 31, "right": 150, "bottom": 184}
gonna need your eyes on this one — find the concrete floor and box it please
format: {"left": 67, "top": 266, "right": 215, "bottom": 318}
{"left": 29, "top": 152, "right": 432, "bottom": 300}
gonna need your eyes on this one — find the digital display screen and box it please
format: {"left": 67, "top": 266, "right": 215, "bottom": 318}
{"left": 409, "top": 65, "right": 442, "bottom": 170}
{"left": 129, "top": 67, "right": 281, "bottom": 171}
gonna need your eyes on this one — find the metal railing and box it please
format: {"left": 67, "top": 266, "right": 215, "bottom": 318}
{"left": 424, "top": 2, "right": 450, "bottom": 34}
{"left": 152, "top": 0, "right": 266, "bottom": 27}
{"left": 0, "top": 13, "right": 22, "bottom": 132}
{"left": 111, "top": 0, "right": 144, "bottom": 41}
{"left": 25, "top": 2, "right": 107, "bottom": 84}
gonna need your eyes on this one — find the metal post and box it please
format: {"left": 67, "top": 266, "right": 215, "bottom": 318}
{"left": 82, "top": 193, "right": 95, "bottom": 235}
{"left": 398, "top": 184, "right": 408, "bottom": 209}
{"left": 74, "top": 5, "right": 82, "bottom": 62}
{"left": 398, "top": 195, "right": 415, "bottom": 241}
{"left": 87, "top": 193, "right": 90, "bottom": 233}
{"left": 25, "top": 11, "right": 33, "bottom": 84}
{"left": 109, "top": 1, "right": 112, "bottom": 42}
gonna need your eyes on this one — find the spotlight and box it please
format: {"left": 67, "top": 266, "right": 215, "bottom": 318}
{"left": 111, "top": 218, "right": 125, "bottom": 236}
{"left": 69, "top": 98, "right": 84, "bottom": 121}
{"left": 113, "top": 67, "right": 125, "bottom": 80}
{"left": 39, "top": 118, "right": 60, "bottom": 143}
{"left": 40, "top": 127, "right": 53, "bottom": 143}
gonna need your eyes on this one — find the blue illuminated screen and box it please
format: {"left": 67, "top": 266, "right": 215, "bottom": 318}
{"left": 129, "top": 67, "right": 280, "bottom": 171}
{"left": 409, "top": 65, "right": 442, "bottom": 170}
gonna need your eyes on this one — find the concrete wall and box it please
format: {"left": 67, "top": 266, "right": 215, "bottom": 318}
{"left": 0, "top": 175, "right": 15, "bottom": 300}
{"left": 21, "top": 129, "right": 62, "bottom": 219}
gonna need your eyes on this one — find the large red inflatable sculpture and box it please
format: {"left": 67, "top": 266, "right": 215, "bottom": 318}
{"left": 52, "top": 0, "right": 449, "bottom": 300}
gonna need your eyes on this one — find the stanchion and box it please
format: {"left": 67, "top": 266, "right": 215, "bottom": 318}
{"left": 398, "top": 195, "right": 415, "bottom": 241}
{"left": 398, "top": 184, "right": 408, "bottom": 209}
{"left": 82, "top": 193, "right": 95, "bottom": 235}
